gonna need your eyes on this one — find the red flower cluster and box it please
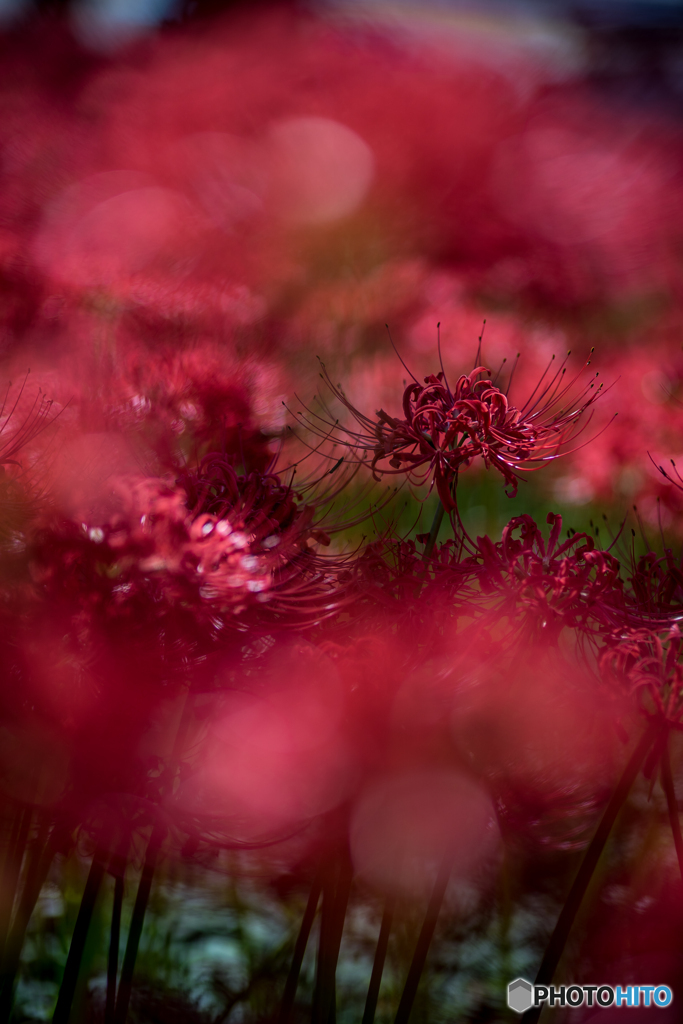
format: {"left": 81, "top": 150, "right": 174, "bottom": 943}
{"left": 469, "top": 513, "right": 623, "bottom": 640}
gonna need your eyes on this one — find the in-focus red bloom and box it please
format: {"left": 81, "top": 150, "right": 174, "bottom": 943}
{"left": 307, "top": 348, "right": 605, "bottom": 510}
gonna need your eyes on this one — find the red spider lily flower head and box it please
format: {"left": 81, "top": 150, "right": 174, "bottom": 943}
{"left": 179, "top": 453, "right": 302, "bottom": 538}
{"left": 32, "top": 450, "right": 355, "bottom": 643}
{"left": 306, "top": 341, "right": 606, "bottom": 510}
{"left": 609, "top": 517, "right": 683, "bottom": 629}
{"left": 349, "top": 535, "right": 479, "bottom": 631}
{"left": 599, "top": 625, "right": 683, "bottom": 731}
{"left": 15, "top": 458, "right": 355, "bottom": 839}
{"left": 0, "top": 375, "right": 67, "bottom": 544}
{"left": 350, "top": 513, "right": 624, "bottom": 645}
{"left": 174, "top": 450, "right": 373, "bottom": 625}
{"left": 628, "top": 547, "right": 683, "bottom": 620}
{"left": 64, "top": 338, "right": 278, "bottom": 476}
{"left": 469, "top": 513, "right": 624, "bottom": 643}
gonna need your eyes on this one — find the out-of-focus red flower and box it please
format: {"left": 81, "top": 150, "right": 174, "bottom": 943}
{"left": 350, "top": 768, "right": 495, "bottom": 896}
{"left": 626, "top": 545, "right": 683, "bottom": 625}
{"left": 32, "top": 459, "right": 347, "bottom": 632}
{"left": 174, "top": 640, "right": 353, "bottom": 841}
{"left": 5, "top": 4, "right": 682, "bottom": 375}
{"left": 452, "top": 645, "right": 622, "bottom": 850}
{"left": 0, "top": 449, "right": 356, "bottom": 851}
{"left": 51, "top": 337, "right": 281, "bottom": 475}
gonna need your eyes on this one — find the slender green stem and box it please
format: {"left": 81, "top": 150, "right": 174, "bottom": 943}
{"left": 523, "top": 724, "right": 658, "bottom": 1024}
{"left": 422, "top": 503, "right": 444, "bottom": 563}
{"left": 661, "top": 737, "right": 683, "bottom": 882}
{"left": 362, "top": 892, "right": 396, "bottom": 1024}
{"left": 496, "top": 845, "right": 512, "bottom": 998}
{"left": 278, "top": 868, "right": 323, "bottom": 1024}
{"left": 112, "top": 685, "right": 190, "bottom": 1024}
{"left": 313, "top": 851, "right": 353, "bottom": 1024}
{"left": 113, "top": 823, "right": 165, "bottom": 1024}
{"left": 0, "top": 808, "right": 23, "bottom": 954}
{"left": 0, "top": 806, "right": 31, "bottom": 960}
{"left": 106, "top": 870, "right": 125, "bottom": 1024}
{"left": 52, "top": 848, "right": 106, "bottom": 1024}
{"left": 394, "top": 848, "right": 452, "bottom": 1024}
{"left": 312, "top": 862, "right": 336, "bottom": 1024}
{"left": 326, "top": 853, "right": 352, "bottom": 1024}
{"left": 0, "top": 819, "right": 57, "bottom": 1024}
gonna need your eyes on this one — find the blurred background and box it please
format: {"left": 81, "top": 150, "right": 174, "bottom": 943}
{"left": 3, "top": 0, "right": 683, "bottom": 538}
{"left": 4, "top": 0, "right": 683, "bottom": 97}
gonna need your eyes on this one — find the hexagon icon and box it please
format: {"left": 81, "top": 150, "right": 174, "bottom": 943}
{"left": 508, "top": 978, "right": 534, "bottom": 1014}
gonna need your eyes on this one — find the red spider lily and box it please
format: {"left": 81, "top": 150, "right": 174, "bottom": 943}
{"left": 31, "top": 468, "right": 350, "bottom": 632}
{"left": 599, "top": 626, "right": 683, "bottom": 730}
{"left": 0, "top": 376, "right": 58, "bottom": 470}
{"left": 610, "top": 524, "right": 683, "bottom": 630}
{"left": 66, "top": 337, "right": 278, "bottom": 474}
{"left": 345, "top": 512, "right": 623, "bottom": 645}
{"left": 553, "top": 343, "right": 683, "bottom": 526}
{"left": 469, "top": 513, "right": 624, "bottom": 642}
{"left": 355, "top": 537, "right": 479, "bottom": 629}
{"left": 7, "top": 7, "right": 683, "bottom": 343}
{"left": 180, "top": 454, "right": 304, "bottom": 538}
{"left": 6, "top": 459, "right": 359, "bottom": 854}
{"left": 307, "top": 348, "right": 605, "bottom": 510}
{"left": 605, "top": 457, "right": 683, "bottom": 621}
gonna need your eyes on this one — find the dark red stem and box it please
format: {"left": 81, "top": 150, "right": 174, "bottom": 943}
{"left": 523, "top": 724, "right": 658, "bottom": 1023}
{"left": 52, "top": 848, "right": 106, "bottom": 1024}
{"left": 393, "top": 848, "right": 452, "bottom": 1024}
{"left": 362, "top": 891, "right": 396, "bottom": 1024}
{"left": 278, "top": 867, "right": 323, "bottom": 1024}
{"left": 661, "top": 736, "right": 683, "bottom": 882}
{"left": 113, "top": 824, "right": 165, "bottom": 1024}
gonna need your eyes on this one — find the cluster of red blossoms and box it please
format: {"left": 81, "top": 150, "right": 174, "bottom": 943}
{"left": 0, "top": 334, "right": 681, "bottom": 1021}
